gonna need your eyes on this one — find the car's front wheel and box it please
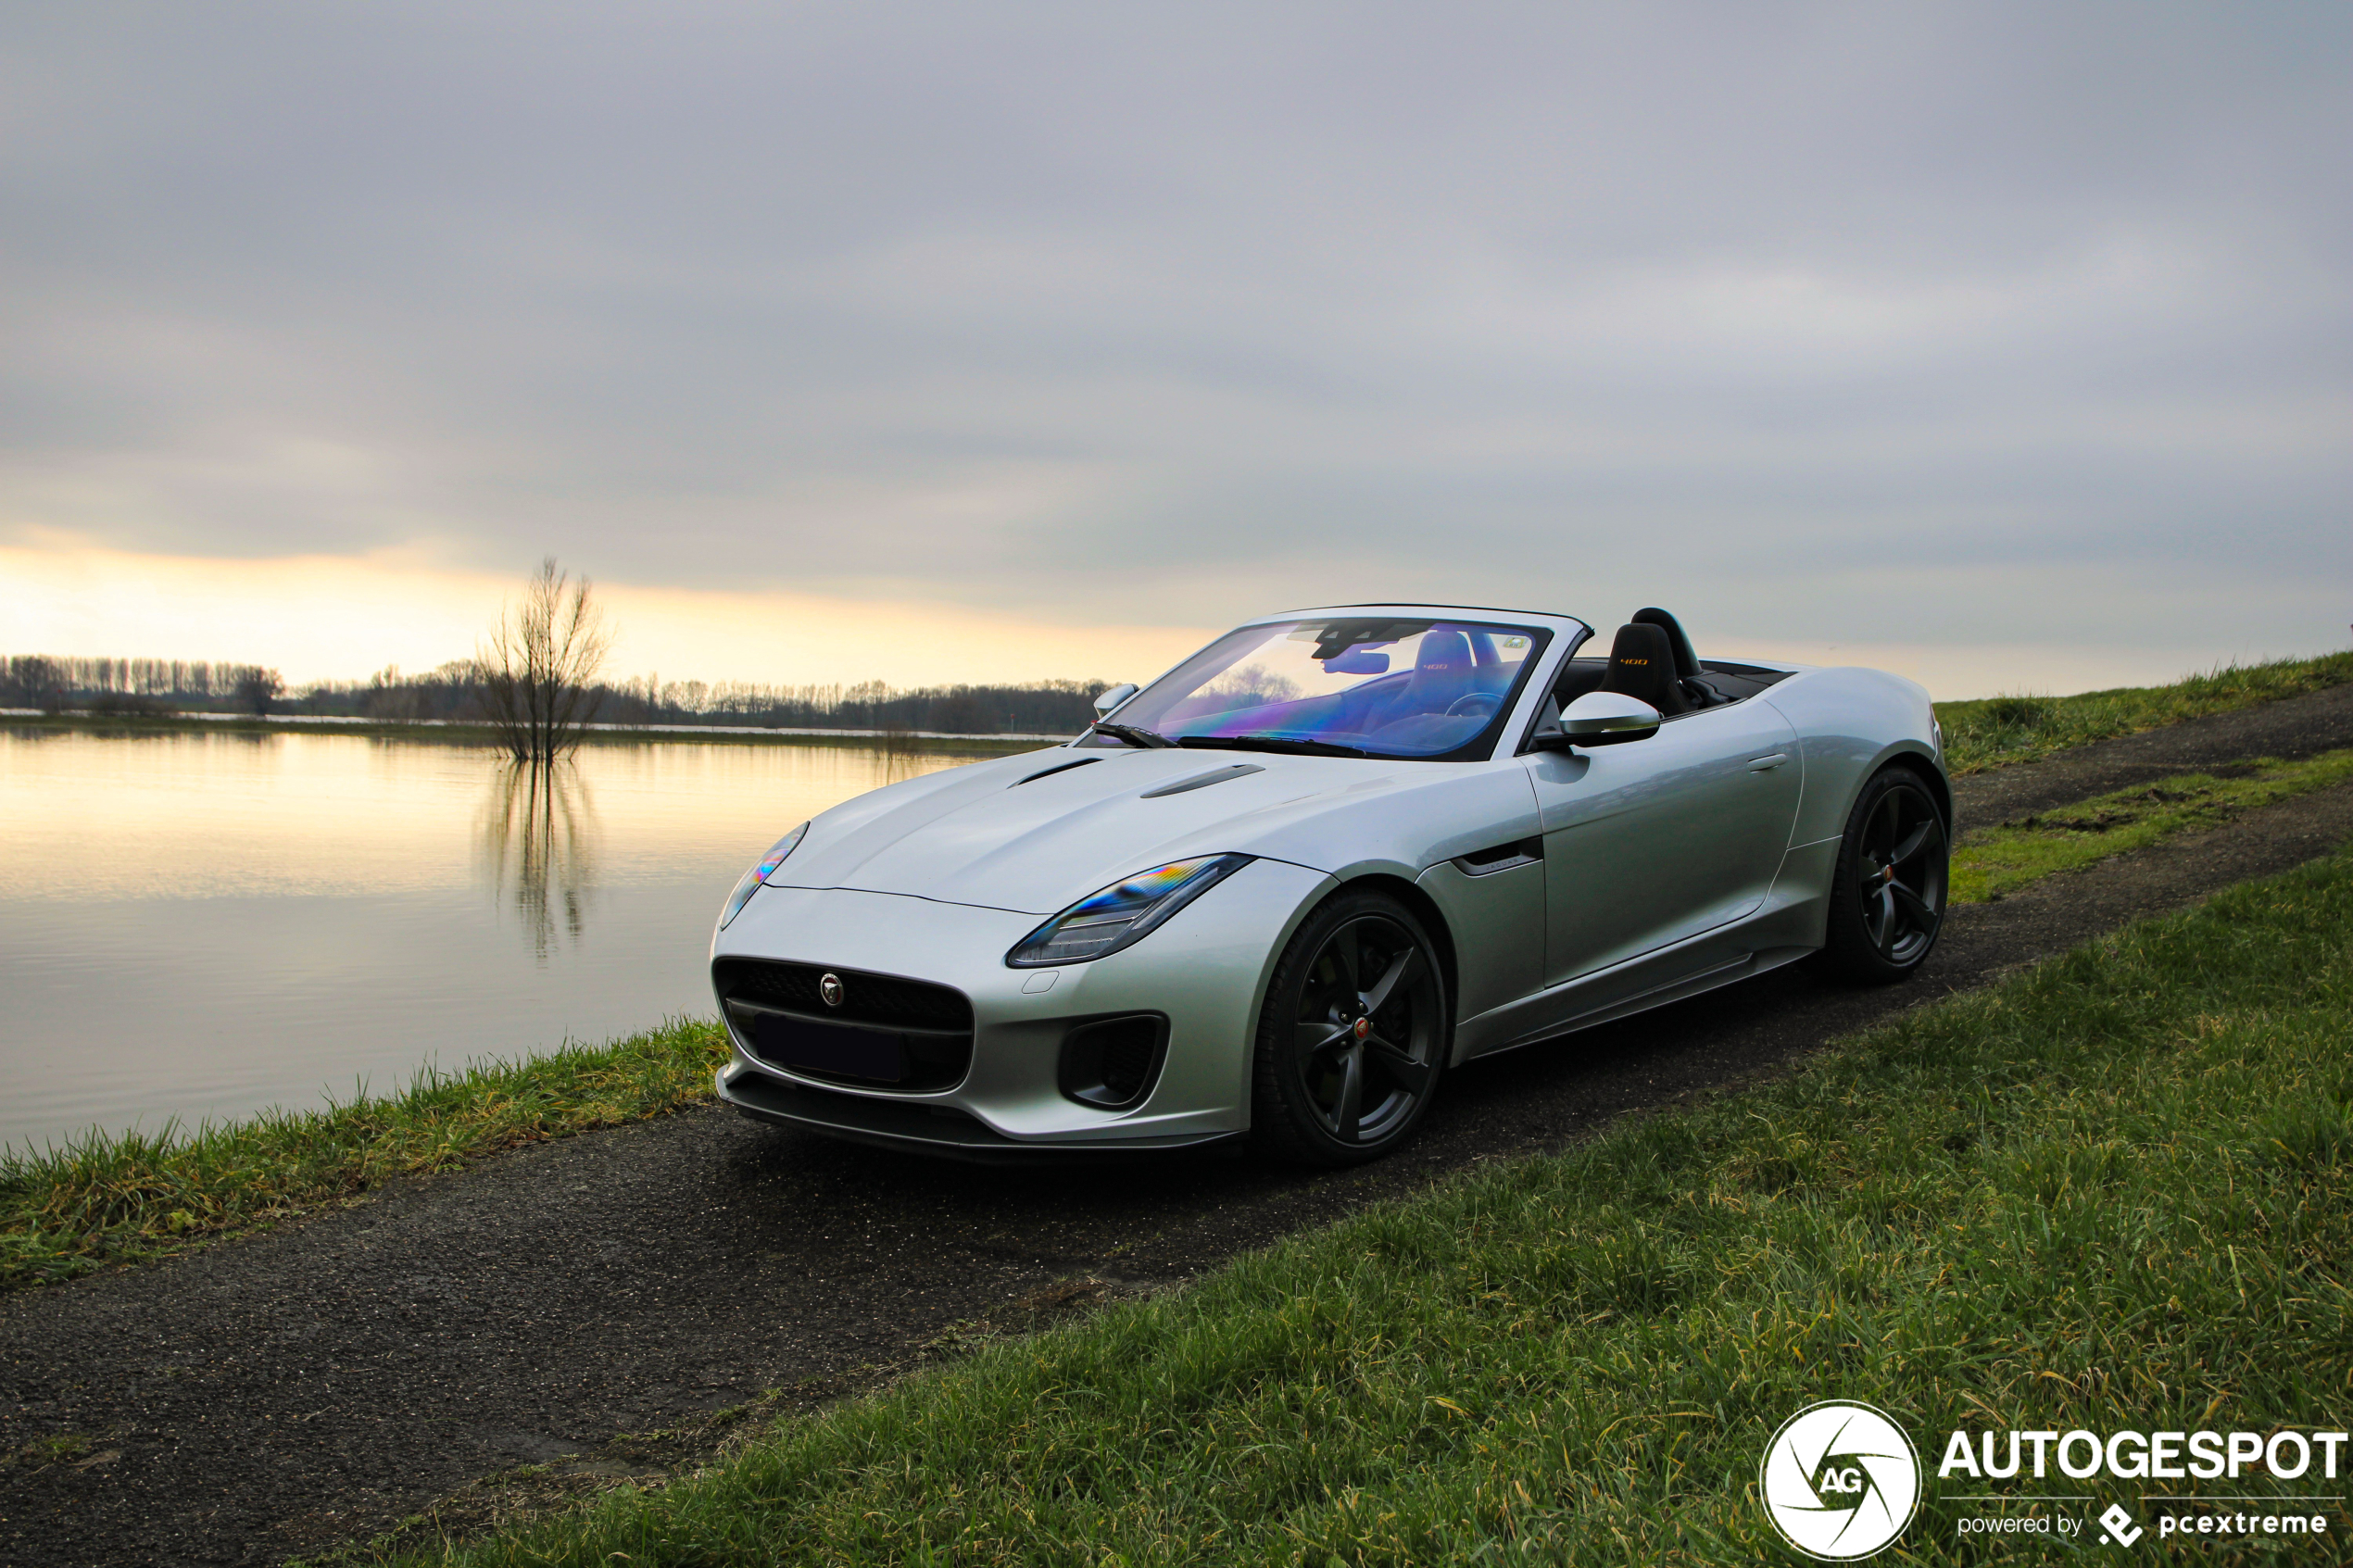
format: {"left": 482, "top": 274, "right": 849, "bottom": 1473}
{"left": 1818, "top": 764, "right": 1949, "bottom": 984}
{"left": 1250, "top": 888, "right": 1448, "bottom": 1165}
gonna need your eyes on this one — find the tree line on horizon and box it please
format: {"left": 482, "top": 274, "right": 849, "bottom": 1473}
{"left": 1, "top": 654, "right": 284, "bottom": 716}
{"left": 8, "top": 558, "right": 1121, "bottom": 755}
{"left": 0, "top": 650, "right": 1109, "bottom": 736}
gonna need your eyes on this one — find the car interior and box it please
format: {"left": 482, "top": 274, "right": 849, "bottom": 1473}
{"left": 1140, "top": 619, "right": 1540, "bottom": 758}
{"left": 1117, "top": 608, "right": 1788, "bottom": 758}
{"left": 1296, "top": 626, "right": 1526, "bottom": 752}
{"left": 1551, "top": 607, "right": 1793, "bottom": 718}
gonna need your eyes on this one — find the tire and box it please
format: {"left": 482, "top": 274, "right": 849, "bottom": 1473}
{"left": 1250, "top": 887, "right": 1449, "bottom": 1166}
{"left": 1817, "top": 765, "right": 1950, "bottom": 984}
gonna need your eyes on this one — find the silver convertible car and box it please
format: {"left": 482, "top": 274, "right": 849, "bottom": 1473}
{"left": 710, "top": 605, "right": 1951, "bottom": 1165}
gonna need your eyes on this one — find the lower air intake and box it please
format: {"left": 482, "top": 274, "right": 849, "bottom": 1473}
{"left": 1057, "top": 1014, "right": 1168, "bottom": 1110}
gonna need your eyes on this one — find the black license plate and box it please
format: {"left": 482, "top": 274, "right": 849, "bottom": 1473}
{"left": 746, "top": 1012, "right": 904, "bottom": 1083}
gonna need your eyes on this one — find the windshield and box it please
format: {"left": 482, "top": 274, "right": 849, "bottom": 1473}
{"left": 1087, "top": 616, "right": 1555, "bottom": 760}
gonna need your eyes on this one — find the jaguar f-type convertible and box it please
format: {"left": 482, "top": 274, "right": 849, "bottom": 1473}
{"left": 711, "top": 605, "right": 1951, "bottom": 1165}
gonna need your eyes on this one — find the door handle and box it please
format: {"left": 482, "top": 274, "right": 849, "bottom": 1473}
{"left": 1746, "top": 753, "right": 1790, "bottom": 771}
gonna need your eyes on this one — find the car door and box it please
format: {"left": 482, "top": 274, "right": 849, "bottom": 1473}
{"left": 1524, "top": 699, "right": 1803, "bottom": 988}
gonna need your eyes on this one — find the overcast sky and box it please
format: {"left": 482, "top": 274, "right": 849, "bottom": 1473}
{"left": 2, "top": 2, "right": 2347, "bottom": 693}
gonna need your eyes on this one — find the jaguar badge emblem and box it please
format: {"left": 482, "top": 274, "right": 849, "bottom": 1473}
{"left": 819, "top": 972, "right": 845, "bottom": 1008}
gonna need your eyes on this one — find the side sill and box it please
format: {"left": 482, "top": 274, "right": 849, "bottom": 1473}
{"left": 1468, "top": 943, "right": 1818, "bottom": 1061}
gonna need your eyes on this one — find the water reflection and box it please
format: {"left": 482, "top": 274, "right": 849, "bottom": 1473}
{"left": 476, "top": 760, "right": 598, "bottom": 960}
{"left": 1, "top": 729, "right": 1008, "bottom": 1151}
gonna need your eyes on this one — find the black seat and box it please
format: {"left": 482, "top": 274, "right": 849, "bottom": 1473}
{"left": 1594, "top": 622, "right": 1687, "bottom": 717}
{"left": 1631, "top": 606, "right": 1722, "bottom": 708}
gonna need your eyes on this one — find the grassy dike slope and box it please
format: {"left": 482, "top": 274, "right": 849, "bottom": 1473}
{"left": 1933, "top": 650, "right": 2350, "bottom": 774}
{"left": 396, "top": 848, "right": 2353, "bottom": 1567}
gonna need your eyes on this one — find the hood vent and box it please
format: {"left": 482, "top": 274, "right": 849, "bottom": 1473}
{"left": 1139, "top": 763, "right": 1265, "bottom": 799}
{"left": 1013, "top": 756, "right": 1103, "bottom": 787}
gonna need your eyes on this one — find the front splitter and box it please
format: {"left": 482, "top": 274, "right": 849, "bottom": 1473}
{"left": 716, "top": 1066, "right": 1244, "bottom": 1165}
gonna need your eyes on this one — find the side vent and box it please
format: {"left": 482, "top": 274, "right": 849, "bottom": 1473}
{"left": 1453, "top": 837, "right": 1543, "bottom": 876}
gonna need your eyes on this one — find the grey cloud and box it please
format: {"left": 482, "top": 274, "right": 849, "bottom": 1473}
{"left": 1, "top": 0, "right": 2347, "bottom": 660}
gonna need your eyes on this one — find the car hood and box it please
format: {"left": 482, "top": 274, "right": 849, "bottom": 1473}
{"left": 765, "top": 746, "right": 1504, "bottom": 916}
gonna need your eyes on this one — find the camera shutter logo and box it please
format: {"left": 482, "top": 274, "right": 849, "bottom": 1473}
{"left": 1759, "top": 1400, "right": 1921, "bottom": 1560}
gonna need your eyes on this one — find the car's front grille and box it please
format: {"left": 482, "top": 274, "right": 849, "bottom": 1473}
{"left": 713, "top": 958, "right": 974, "bottom": 1033}
{"left": 712, "top": 958, "right": 975, "bottom": 1093}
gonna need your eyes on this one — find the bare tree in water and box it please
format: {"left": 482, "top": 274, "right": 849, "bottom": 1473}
{"left": 478, "top": 759, "right": 596, "bottom": 959}
{"left": 477, "top": 558, "right": 613, "bottom": 761}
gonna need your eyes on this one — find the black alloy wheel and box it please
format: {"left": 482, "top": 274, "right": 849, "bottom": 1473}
{"left": 1818, "top": 766, "right": 1949, "bottom": 983}
{"left": 1252, "top": 889, "right": 1447, "bottom": 1165}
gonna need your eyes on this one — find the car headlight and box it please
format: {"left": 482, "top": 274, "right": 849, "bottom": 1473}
{"left": 1006, "top": 853, "right": 1252, "bottom": 968}
{"left": 718, "top": 822, "right": 809, "bottom": 930}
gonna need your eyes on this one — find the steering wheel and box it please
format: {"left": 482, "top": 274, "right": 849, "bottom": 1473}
{"left": 1443, "top": 691, "right": 1502, "bottom": 719}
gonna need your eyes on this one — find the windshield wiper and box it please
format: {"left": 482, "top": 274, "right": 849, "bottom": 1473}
{"left": 1177, "top": 734, "right": 1366, "bottom": 759}
{"left": 1091, "top": 721, "right": 1176, "bottom": 749}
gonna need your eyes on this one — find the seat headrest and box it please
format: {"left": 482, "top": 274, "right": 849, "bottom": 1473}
{"left": 1629, "top": 608, "right": 1700, "bottom": 680}
{"left": 1416, "top": 629, "right": 1472, "bottom": 673}
{"left": 1607, "top": 621, "right": 1669, "bottom": 672}
{"left": 1596, "top": 622, "right": 1687, "bottom": 716}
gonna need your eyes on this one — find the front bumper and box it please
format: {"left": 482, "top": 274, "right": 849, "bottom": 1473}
{"left": 709, "top": 860, "right": 1333, "bottom": 1154}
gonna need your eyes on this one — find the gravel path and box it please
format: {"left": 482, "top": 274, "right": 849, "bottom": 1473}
{"left": 1953, "top": 680, "right": 2353, "bottom": 824}
{"left": 6, "top": 690, "right": 2352, "bottom": 1567}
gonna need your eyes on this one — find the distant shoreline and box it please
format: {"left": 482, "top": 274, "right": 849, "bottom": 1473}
{"left": 0, "top": 709, "right": 1057, "bottom": 754}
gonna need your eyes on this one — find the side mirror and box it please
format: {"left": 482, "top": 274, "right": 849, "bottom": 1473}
{"left": 1532, "top": 691, "right": 1661, "bottom": 749}
{"left": 1093, "top": 683, "right": 1139, "bottom": 717}
{"left": 1563, "top": 691, "right": 1661, "bottom": 744}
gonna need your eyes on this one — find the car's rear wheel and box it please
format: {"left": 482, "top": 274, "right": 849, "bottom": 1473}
{"left": 1250, "top": 888, "right": 1448, "bottom": 1165}
{"left": 1818, "top": 765, "right": 1949, "bottom": 984}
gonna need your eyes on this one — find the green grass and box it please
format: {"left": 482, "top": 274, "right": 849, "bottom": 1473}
{"left": 1931, "top": 649, "right": 2352, "bottom": 775}
{"left": 0, "top": 1020, "right": 731, "bottom": 1291}
{"left": 376, "top": 847, "right": 2353, "bottom": 1566}
{"left": 1950, "top": 747, "right": 2353, "bottom": 903}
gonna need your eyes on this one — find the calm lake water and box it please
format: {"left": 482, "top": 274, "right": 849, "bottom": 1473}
{"left": 0, "top": 727, "right": 1002, "bottom": 1154}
